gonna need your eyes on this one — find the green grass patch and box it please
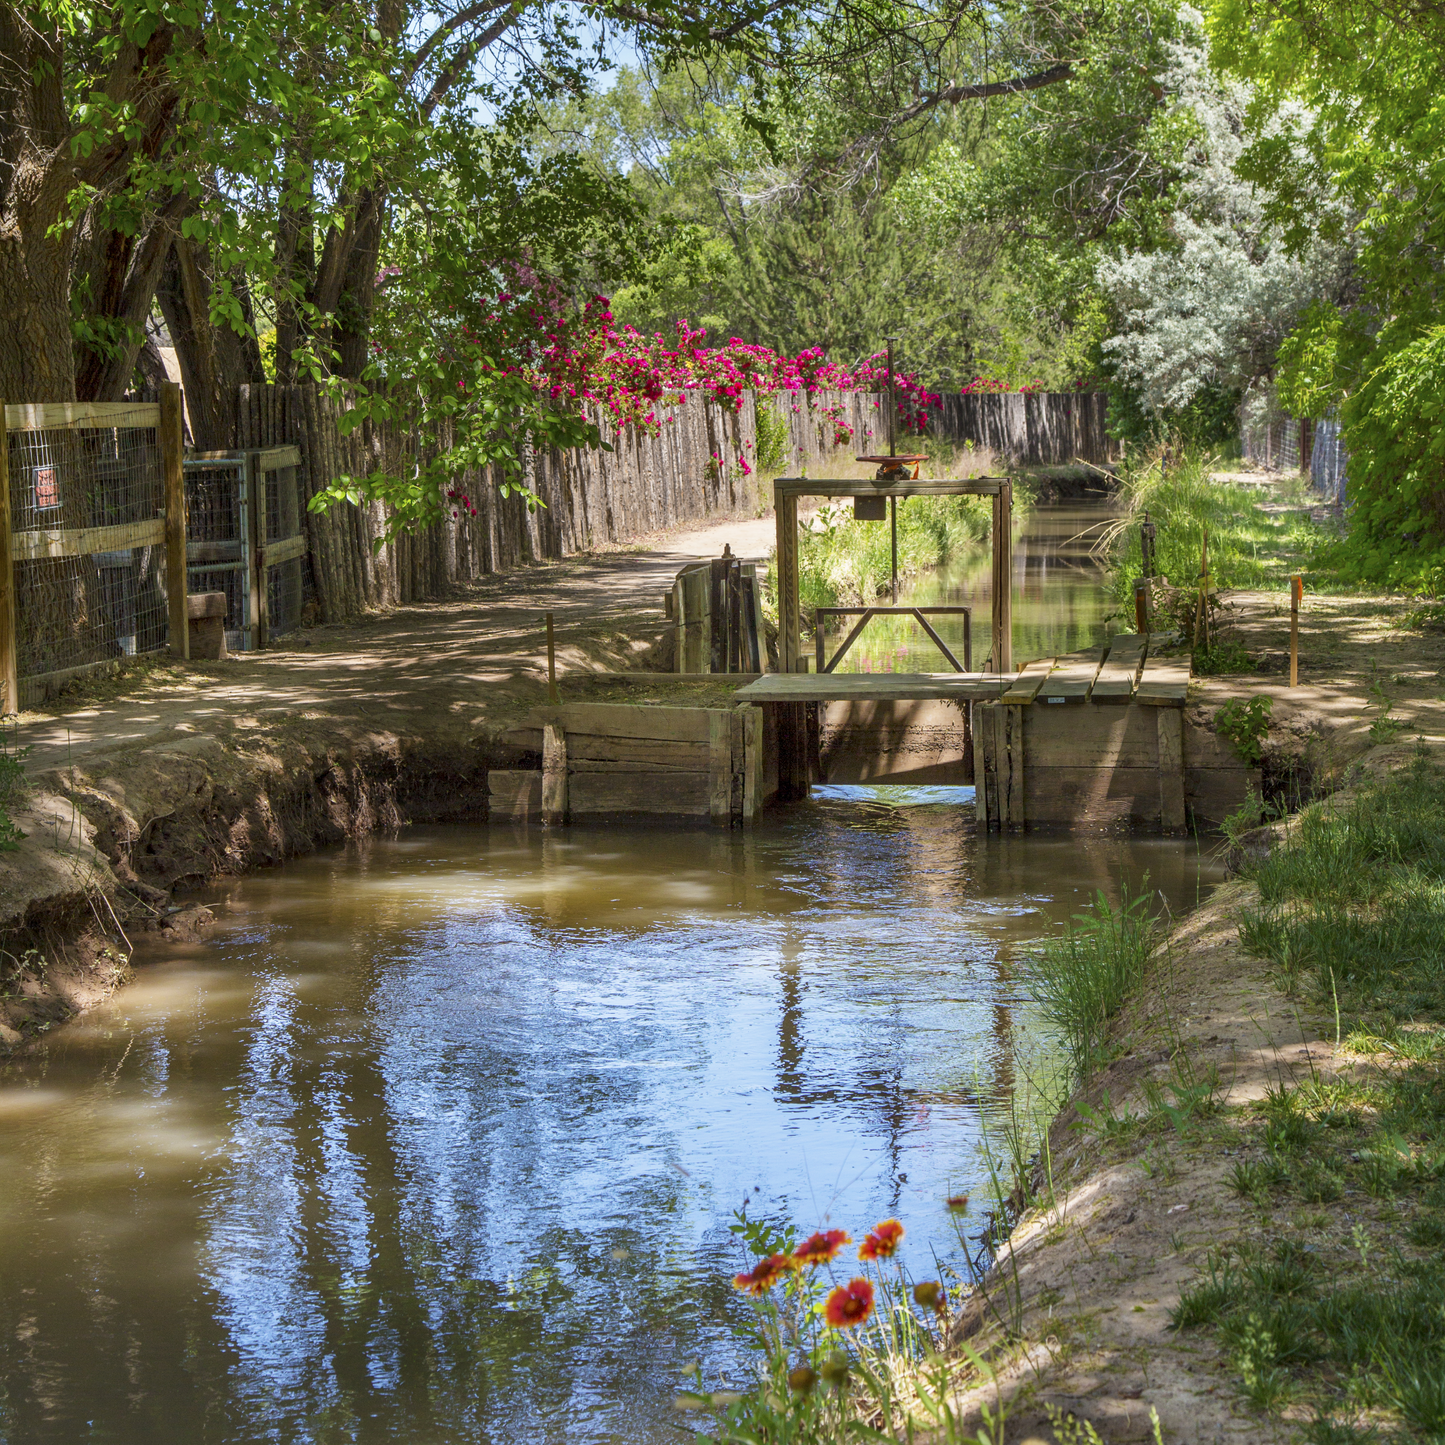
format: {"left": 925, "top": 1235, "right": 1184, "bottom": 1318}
{"left": 796, "top": 494, "right": 991, "bottom": 615}
{"left": 1172, "top": 759, "right": 1445, "bottom": 1434}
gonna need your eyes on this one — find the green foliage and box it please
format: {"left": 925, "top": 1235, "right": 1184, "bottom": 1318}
{"left": 1216, "top": 696, "right": 1273, "bottom": 765}
{"left": 1240, "top": 758, "right": 1445, "bottom": 1021}
{"left": 1023, "top": 881, "right": 1158, "bottom": 1084}
{"left": 754, "top": 395, "right": 790, "bottom": 474}
{"left": 797, "top": 496, "right": 990, "bottom": 616}
{"left": 1327, "top": 326, "right": 1445, "bottom": 591}
{"left": 0, "top": 726, "right": 28, "bottom": 853}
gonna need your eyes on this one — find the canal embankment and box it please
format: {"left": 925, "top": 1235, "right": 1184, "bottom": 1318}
{"left": 935, "top": 592, "right": 1445, "bottom": 1441}
{"left": 0, "top": 522, "right": 766, "bottom": 1043}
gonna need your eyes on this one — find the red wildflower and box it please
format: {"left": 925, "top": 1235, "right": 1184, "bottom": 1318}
{"left": 793, "top": 1229, "right": 851, "bottom": 1267}
{"left": 858, "top": 1219, "right": 904, "bottom": 1261}
{"left": 824, "top": 1277, "right": 875, "bottom": 1328}
{"left": 733, "top": 1253, "right": 794, "bottom": 1296}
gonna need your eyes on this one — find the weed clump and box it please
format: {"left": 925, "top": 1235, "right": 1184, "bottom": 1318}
{"left": 1023, "top": 882, "right": 1158, "bottom": 1085}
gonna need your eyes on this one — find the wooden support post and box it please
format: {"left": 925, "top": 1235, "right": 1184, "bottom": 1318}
{"left": 161, "top": 381, "right": 189, "bottom": 660}
{"left": 1004, "top": 704, "right": 1026, "bottom": 830}
{"left": 991, "top": 480, "right": 1013, "bottom": 674}
{"left": 542, "top": 721, "right": 568, "bottom": 825}
{"left": 254, "top": 455, "right": 269, "bottom": 649}
{"left": 742, "top": 706, "right": 763, "bottom": 823}
{"left": 1158, "top": 707, "right": 1185, "bottom": 832}
{"left": 815, "top": 617, "right": 825, "bottom": 675}
{"left": 0, "top": 403, "right": 15, "bottom": 715}
{"left": 890, "top": 496, "right": 898, "bottom": 603}
{"left": 971, "top": 702, "right": 985, "bottom": 823}
{"left": 709, "top": 710, "right": 733, "bottom": 825}
{"left": 776, "top": 489, "right": 800, "bottom": 674}
{"left": 1134, "top": 578, "right": 1150, "bottom": 634}
{"left": 1290, "top": 574, "right": 1302, "bottom": 687}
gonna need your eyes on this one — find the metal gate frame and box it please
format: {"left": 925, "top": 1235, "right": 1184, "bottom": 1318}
{"left": 184, "top": 445, "right": 304, "bottom": 651}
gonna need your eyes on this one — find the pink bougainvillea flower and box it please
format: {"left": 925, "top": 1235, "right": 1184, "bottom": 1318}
{"left": 733, "top": 1253, "right": 794, "bottom": 1296}
{"left": 793, "top": 1229, "right": 851, "bottom": 1267}
{"left": 824, "top": 1277, "right": 875, "bottom": 1328}
{"left": 858, "top": 1219, "right": 904, "bottom": 1261}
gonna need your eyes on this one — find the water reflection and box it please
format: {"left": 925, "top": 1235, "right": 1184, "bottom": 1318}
{"left": 0, "top": 801, "right": 1219, "bottom": 1444}
{"left": 835, "top": 500, "right": 1121, "bottom": 673}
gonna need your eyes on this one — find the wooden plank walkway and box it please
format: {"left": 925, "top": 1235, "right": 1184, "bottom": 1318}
{"left": 736, "top": 638, "right": 1190, "bottom": 708}
{"left": 1090, "top": 633, "right": 1148, "bottom": 703}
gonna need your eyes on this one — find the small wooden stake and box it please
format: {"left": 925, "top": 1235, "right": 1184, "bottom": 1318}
{"left": 0, "top": 402, "right": 16, "bottom": 714}
{"left": 1290, "top": 574, "right": 1303, "bottom": 687}
{"left": 1193, "top": 526, "right": 1210, "bottom": 652}
{"left": 1134, "top": 577, "right": 1150, "bottom": 634}
{"left": 545, "top": 610, "right": 560, "bottom": 704}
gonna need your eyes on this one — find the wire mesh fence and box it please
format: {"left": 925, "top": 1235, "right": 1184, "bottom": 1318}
{"left": 185, "top": 456, "right": 250, "bottom": 649}
{"left": 183, "top": 448, "right": 308, "bottom": 649}
{"left": 9, "top": 410, "right": 170, "bottom": 684}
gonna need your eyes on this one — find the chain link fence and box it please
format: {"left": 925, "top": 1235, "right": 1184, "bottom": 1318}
{"left": 1240, "top": 385, "right": 1348, "bottom": 507}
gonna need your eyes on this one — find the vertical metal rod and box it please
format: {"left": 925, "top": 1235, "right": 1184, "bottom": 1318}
{"left": 886, "top": 338, "right": 896, "bottom": 458}
{"left": 0, "top": 401, "right": 15, "bottom": 714}
{"left": 890, "top": 496, "right": 898, "bottom": 603}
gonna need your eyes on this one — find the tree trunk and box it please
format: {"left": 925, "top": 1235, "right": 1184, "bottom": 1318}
{"left": 330, "top": 188, "right": 386, "bottom": 379}
{"left": 157, "top": 236, "right": 265, "bottom": 449}
{"left": 73, "top": 204, "right": 186, "bottom": 401}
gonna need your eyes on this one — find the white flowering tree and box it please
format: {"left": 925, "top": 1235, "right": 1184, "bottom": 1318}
{"left": 1095, "top": 12, "right": 1353, "bottom": 418}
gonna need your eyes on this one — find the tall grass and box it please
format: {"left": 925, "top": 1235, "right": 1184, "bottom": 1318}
{"left": 1022, "top": 883, "right": 1158, "bottom": 1086}
{"left": 1240, "top": 757, "right": 1445, "bottom": 1019}
{"left": 1105, "top": 450, "right": 1297, "bottom": 605}
{"left": 798, "top": 495, "right": 991, "bottom": 615}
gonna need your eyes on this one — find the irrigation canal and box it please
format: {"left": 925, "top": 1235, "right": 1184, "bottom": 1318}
{"left": 0, "top": 501, "right": 1224, "bottom": 1443}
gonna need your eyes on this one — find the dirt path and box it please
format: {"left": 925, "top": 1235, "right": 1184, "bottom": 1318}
{"left": 15, "top": 509, "right": 777, "bottom": 773}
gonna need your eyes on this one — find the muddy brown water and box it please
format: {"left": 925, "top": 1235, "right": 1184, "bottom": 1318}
{"left": 0, "top": 503, "right": 1223, "bottom": 1444}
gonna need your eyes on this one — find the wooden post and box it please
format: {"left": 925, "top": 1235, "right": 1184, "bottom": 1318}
{"left": 1158, "top": 708, "right": 1185, "bottom": 832}
{"left": 161, "top": 381, "right": 189, "bottom": 660}
{"left": 775, "top": 487, "right": 800, "bottom": 674}
{"left": 1005, "top": 704, "right": 1025, "bottom": 830}
{"left": 971, "top": 701, "right": 986, "bottom": 824}
{"left": 254, "top": 456, "right": 269, "bottom": 649}
{"left": 1134, "top": 578, "right": 1150, "bottom": 634}
{"left": 0, "top": 403, "right": 15, "bottom": 714}
{"left": 709, "top": 710, "right": 732, "bottom": 825}
{"left": 742, "top": 706, "right": 763, "bottom": 824}
{"left": 1290, "top": 574, "right": 1302, "bottom": 687}
{"left": 672, "top": 577, "right": 685, "bottom": 674}
{"left": 991, "top": 479, "right": 1013, "bottom": 674}
{"left": 542, "top": 722, "right": 568, "bottom": 825}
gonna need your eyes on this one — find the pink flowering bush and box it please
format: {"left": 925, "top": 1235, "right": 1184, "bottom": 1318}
{"left": 312, "top": 265, "right": 942, "bottom": 540}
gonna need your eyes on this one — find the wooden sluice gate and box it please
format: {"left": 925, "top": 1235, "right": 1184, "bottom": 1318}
{"left": 486, "top": 469, "right": 1254, "bottom": 831}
